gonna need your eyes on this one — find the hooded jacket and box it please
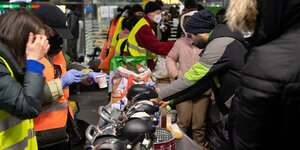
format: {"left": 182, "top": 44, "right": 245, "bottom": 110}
{"left": 159, "top": 24, "right": 247, "bottom": 115}
{"left": 231, "top": 0, "right": 300, "bottom": 149}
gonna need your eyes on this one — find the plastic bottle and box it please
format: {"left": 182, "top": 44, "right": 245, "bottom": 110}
{"left": 166, "top": 105, "right": 172, "bottom": 126}
{"left": 160, "top": 106, "right": 168, "bottom": 128}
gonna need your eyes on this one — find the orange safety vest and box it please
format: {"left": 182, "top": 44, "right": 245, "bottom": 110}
{"left": 100, "top": 18, "right": 119, "bottom": 61}
{"left": 34, "top": 51, "right": 73, "bottom": 131}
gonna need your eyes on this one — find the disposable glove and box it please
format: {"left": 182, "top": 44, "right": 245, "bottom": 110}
{"left": 87, "top": 72, "right": 110, "bottom": 84}
{"left": 61, "top": 69, "right": 85, "bottom": 89}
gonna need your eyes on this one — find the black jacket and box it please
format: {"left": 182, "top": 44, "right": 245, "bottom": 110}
{"left": 232, "top": 0, "right": 300, "bottom": 149}
{"left": 0, "top": 42, "right": 45, "bottom": 119}
{"left": 159, "top": 24, "right": 247, "bottom": 115}
{"left": 66, "top": 11, "right": 79, "bottom": 38}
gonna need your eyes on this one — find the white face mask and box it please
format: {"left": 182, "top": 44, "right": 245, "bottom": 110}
{"left": 153, "top": 13, "right": 162, "bottom": 24}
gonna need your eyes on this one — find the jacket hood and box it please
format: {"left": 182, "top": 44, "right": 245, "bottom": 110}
{"left": 250, "top": 0, "right": 300, "bottom": 47}
{"left": 208, "top": 24, "right": 244, "bottom": 43}
{"left": 0, "top": 42, "right": 24, "bottom": 80}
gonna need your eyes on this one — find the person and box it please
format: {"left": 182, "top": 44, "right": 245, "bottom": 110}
{"left": 127, "top": 2, "right": 175, "bottom": 70}
{"left": 65, "top": 4, "right": 79, "bottom": 61}
{"left": 176, "top": 0, "right": 200, "bottom": 38}
{"left": 226, "top": 0, "right": 300, "bottom": 149}
{"left": 98, "top": 4, "right": 143, "bottom": 73}
{"left": 128, "top": 4, "right": 144, "bottom": 17}
{"left": 113, "top": 4, "right": 144, "bottom": 56}
{"left": 109, "top": 5, "right": 132, "bottom": 51}
{"left": 215, "top": 8, "right": 226, "bottom": 24}
{"left": 153, "top": 0, "right": 164, "bottom": 41}
{"left": 33, "top": 5, "right": 107, "bottom": 149}
{"left": 114, "top": 10, "right": 143, "bottom": 56}
{"left": 99, "top": 5, "right": 131, "bottom": 62}
{"left": 0, "top": 8, "right": 49, "bottom": 150}
{"left": 160, "top": 11, "right": 171, "bottom": 42}
{"left": 153, "top": 9, "right": 247, "bottom": 124}
{"left": 165, "top": 10, "right": 211, "bottom": 146}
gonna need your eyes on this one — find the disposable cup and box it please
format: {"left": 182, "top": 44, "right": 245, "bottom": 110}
{"left": 96, "top": 75, "right": 107, "bottom": 88}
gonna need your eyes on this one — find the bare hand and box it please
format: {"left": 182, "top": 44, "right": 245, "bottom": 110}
{"left": 211, "top": 92, "right": 216, "bottom": 104}
{"left": 150, "top": 98, "right": 170, "bottom": 107}
{"left": 26, "top": 32, "right": 50, "bottom": 61}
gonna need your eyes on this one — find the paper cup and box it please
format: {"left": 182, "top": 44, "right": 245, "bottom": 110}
{"left": 96, "top": 75, "right": 107, "bottom": 88}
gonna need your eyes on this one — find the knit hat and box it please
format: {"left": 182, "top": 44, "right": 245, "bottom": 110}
{"left": 129, "top": 4, "right": 143, "bottom": 16}
{"left": 185, "top": 9, "right": 217, "bottom": 35}
{"left": 145, "top": 2, "right": 161, "bottom": 14}
{"left": 184, "top": 0, "right": 197, "bottom": 9}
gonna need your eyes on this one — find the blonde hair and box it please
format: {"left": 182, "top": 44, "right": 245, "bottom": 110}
{"left": 225, "top": 0, "right": 258, "bottom": 32}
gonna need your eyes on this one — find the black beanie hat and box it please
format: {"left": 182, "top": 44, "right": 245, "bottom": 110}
{"left": 184, "top": 0, "right": 198, "bottom": 9}
{"left": 145, "top": 2, "right": 161, "bottom": 14}
{"left": 129, "top": 4, "right": 143, "bottom": 16}
{"left": 185, "top": 9, "right": 217, "bottom": 35}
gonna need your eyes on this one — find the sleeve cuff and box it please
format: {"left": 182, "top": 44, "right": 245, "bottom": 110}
{"left": 169, "top": 99, "right": 174, "bottom": 105}
{"left": 26, "top": 60, "right": 45, "bottom": 76}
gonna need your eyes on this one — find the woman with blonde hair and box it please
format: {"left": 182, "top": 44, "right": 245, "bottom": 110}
{"left": 226, "top": 0, "right": 300, "bottom": 149}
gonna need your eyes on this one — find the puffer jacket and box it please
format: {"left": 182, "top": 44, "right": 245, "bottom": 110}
{"left": 166, "top": 37, "right": 201, "bottom": 79}
{"left": 231, "top": 0, "right": 300, "bottom": 149}
{"left": 159, "top": 24, "right": 247, "bottom": 115}
{"left": 0, "top": 42, "right": 45, "bottom": 119}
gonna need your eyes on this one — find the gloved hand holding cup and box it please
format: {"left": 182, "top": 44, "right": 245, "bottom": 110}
{"left": 87, "top": 72, "right": 110, "bottom": 88}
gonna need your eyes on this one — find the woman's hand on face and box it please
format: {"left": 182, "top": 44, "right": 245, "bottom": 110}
{"left": 26, "top": 32, "right": 50, "bottom": 61}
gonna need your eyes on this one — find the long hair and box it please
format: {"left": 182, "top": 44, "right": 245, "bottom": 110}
{"left": 0, "top": 8, "right": 45, "bottom": 64}
{"left": 225, "top": 0, "right": 258, "bottom": 32}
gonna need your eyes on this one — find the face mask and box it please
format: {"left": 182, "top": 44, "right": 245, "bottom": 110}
{"left": 48, "top": 35, "right": 63, "bottom": 56}
{"left": 153, "top": 13, "right": 162, "bottom": 24}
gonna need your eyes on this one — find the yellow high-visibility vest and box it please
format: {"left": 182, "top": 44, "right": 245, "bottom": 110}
{"left": 127, "top": 18, "right": 156, "bottom": 60}
{"left": 0, "top": 56, "right": 38, "bottom": 150}
{"left": 115, "top": 37, "right": 128, "bottom": 56}
{"left": 110, "top": 16, "right": 125, "bottom": 50}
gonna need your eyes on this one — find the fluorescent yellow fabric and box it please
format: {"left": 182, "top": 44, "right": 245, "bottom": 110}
{"left": 127, "top": 18, "right": 156, "bottom": 60}
{"left": 184, "top": 62, "right": 209, "bottom": 82}
{"left": 115, "top": 37, "right": 128, "bottom": 56}
{"left": 111, "top": 16, "right": 125, "bottom": 50}
{"left": 0, "top": 56, "right": 38, "bottom": 150}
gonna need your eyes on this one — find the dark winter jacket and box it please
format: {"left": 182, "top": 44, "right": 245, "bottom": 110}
{"left": 0, "top": 42, "right": 45, "bottom": 119}
{"left": 232, "top": 0, "right": 300, "bottom": 149}
{"left": 66, "top": 11, "right": 79, "bottom": 38}
{"left": 159, "top": 24, "right": 247, "bottom": 115}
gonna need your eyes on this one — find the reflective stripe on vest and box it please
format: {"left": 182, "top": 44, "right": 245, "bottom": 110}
{"left": 100, "top": 39, "right": 109, "bottom": 61}
{"left": 127, "top": 18, "right": 156, "bottom": 60}
{"left": 111, "top": 16, "right": 125, "bottom": 50}
{"left": 107, "top": 42, "right": 112, "bottom": 47}
{"left": 107, "top": 18, "right": 119, "bottom": 50}
{"left": 35, "top": 51, "right": 70, "bottom": 131}
{"left": 115, "top": 37, "right": 128, "bottom": 56}
{"left": 0, "top": 56, "right": 38, "bottom": 150}
{"left": 100, "top": 18, "right": 118, "bottom": 61}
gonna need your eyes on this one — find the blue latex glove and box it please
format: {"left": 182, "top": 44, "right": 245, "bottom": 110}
{"left": 87, "top": 72, "right": 110, "bottom": 83}
{"left": 61, "top": 69, "right": 85, "bottom": 89}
